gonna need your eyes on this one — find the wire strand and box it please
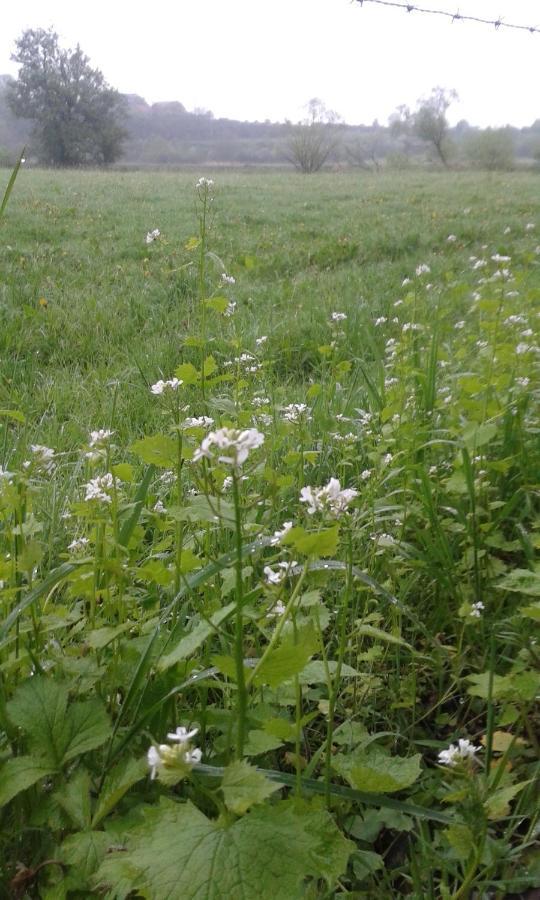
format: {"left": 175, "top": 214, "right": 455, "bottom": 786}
{"left": 355, "top": 0, "right": 540, "bottom": 35}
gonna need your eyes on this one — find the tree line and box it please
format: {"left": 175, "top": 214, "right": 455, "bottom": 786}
{"left": 1, "top": 28, "right": 540, "bottom": 171}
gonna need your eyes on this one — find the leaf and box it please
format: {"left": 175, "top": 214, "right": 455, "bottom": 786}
{"left": 60, "top": 830, "right": 111, "bottom": 881}
{"left": 333, "top": 747, "right": 422, "bottom": 793}
{"left": 283, "top": 525, "right": 339, "bottom": 557}
{"left": 352, "top": 849, "right": 384, "bottom": 881}
{"left": 130, "top": 434, "right": 177, "bottom": 468}
{"left": 95, "top": 797, "right": 353, "bottom": 899}
{"left": 251, "top": 631, "right": 316, "bottom": 688}
{"left": 356, "top": 623, "right": 411, "bottom": 649}
{"left": 158, "top": 603, "right": 236, "bottom": 671}
{"left": 445, "top": 824, "right": 474, "bottom": 861}
{"left": 92, "top": 757, "right": 148, "bottom": 827}
{"left": 7, "top": 678, "right": 68, "bottom": 767}
{"left": 202, "top": 355, "right": 217, "bottom": 378}
{"left": 221, "top": 760, "right": 281, "bottom": 814}
{"left": 7, "top": 679, "right": 111, "bottom": 767}
{"left": 54, "top": 769, "right": 92, "bottom": 829}
{"left": 174, "top": 362, "right": 199, "bottom": 384}
{"left": 243, "top": 730, "right": 284, "bottom": 756}
{"left": 467, "top": 670, "right": 540, "bottom": 702}
{"left": 0, "top": 756, "right": 54, "bottom": 807}
{"left": 204, "top": 296, "right": 229, "bottom": 314}
{"left": 463, "top": 422, "right": 498, "bottom": 451}
{"left": 59, "top": 698, "right": 111, "bottom": 764}
{"left": 484, "top": 780, "right": 532, "bottom": 821}
{"left": 496, "top": 568, "right": 540, "bottom": 597}
{"left": 297, "top": 660, "right": 359, "bottom": 684}
{"left": 0, "top": 408, "right": 26, "bottom": 423}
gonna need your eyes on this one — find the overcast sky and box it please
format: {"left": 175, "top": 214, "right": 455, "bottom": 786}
{"left": 1, "top": 0, "right": 539, "bottom": 128}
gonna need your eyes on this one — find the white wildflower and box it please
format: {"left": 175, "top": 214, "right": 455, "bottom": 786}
{"left": 438, "top": 738, "right": 481, "bottom": 767}
{"left": 193, "top": 427, "right": 264, "bottom": 468}
{"left": 255, "top": 335, "right": 268, "bottom": 346}
{"left": 145, "top": 228, "right": 160, "bottom": 244}
{"left": 271, "top": 521, "right": 293, "bottom": 545}
{"left": 470, "top": 601, "right": 484, "bottom": 618}
{"left": 525, "top": 223, "right": 535, "bottom": 231}
{"left": 167, "top": 725, "right": 199, "bottom": 743}
{"left": 331, "top": 312, "right": 347, "bottom": 322}
{"left": 183, "top": 416, "right": 214, "bottom": 429}
{"left": 446, "top": 234, "right": 457, "bottom": 243}
{"left": 415, "top": 263, "right": 430, "bottom": 276}
{"left": 224, "top": 301, "right": 236, "bottom": 317}
{"left": 89, "top": 429, "right": 114, "bottom": 447}
{"left": 491, "top": 253, "right": 511, "bottom": 263}
{"left": 252, "top": 396, "right": 271, "bottom": 408}
{"left": 516, "top": 377, "right": 530, "bottom": 387}
{"left": 150, "top": 378, "right": 182, "bottom": 395}
{"left": 196, "top": 177, "right": 214, "bottom": 189}
{"left": 264, "top": 560, "right": 298, "bottom": 585}
{"left": 29, "top": 444, "right": 56, "bottom": 474}
{"left": 503, "top": 226, "right": 511, "bottom": 235}
{"left": 454, "top": 320, "right": 465, "bottom": 330}
{"left": 220, "top": 273, "right": 236, "bottom": 285}
{"left": 472, "top": 259, "right": 486, "bottom": 270}
{"left": 282, "top": 403, "right": 312, "bottom": 423}
{"left": 361, "top": 469, "right": 371, "bottom": 480}
{"left": 68, "top": 536, "right": 90, "bottom": 554}
{"left": 374, "top": 316, "right": 387, "bottom": 326}
{"left": 516, "top": 343, "right": 530, "bottom": 355}
{"left": 84, "top": 473, "right": 115, "bottom": 504}
{"left": 300, "top": 478, "right": 358, "bottom": 517}
{"left": 267, "top": 599, "right": 287, "bottom": 617}
{"left": 153, "top": 500, "right": 166, "bottom": 514}
{"left": 402, "top": 277, "right": 411, "bottom": 287}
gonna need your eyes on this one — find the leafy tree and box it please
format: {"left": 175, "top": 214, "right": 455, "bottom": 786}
{"left": 286, "top": 98, "right": 342, "bottom": 173}
{"left": 413, "top": 87, "right": 458, "bottom": 168}
{"left": 464, "top": 128, "right": 515, "bottom": 171}
{"left": 7, "top": 29, "right": 126, "bottom": 166}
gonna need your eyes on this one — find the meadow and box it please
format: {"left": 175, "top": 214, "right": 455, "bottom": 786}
{"left": 0, "top": 166, "right": 539, "bottom": 898}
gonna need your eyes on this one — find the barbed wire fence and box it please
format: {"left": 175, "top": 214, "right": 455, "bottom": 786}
{"left": 355, "top": 0, "right": 540, "bottom": 35}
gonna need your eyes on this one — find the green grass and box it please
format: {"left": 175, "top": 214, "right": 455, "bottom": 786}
{"left": 0, "top": 167, "right": 538, "bottom": 898}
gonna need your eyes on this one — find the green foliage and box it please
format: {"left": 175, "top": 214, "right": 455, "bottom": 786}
{"left": 7, "top": 28, "right": 125, "bottom": 165}
{"left": 96, "top": 798, "right": 353, "bottom": 898}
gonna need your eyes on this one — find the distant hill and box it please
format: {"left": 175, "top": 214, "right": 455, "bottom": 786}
{"left": 1, "top": 76, "right": 539, "bottom": 168}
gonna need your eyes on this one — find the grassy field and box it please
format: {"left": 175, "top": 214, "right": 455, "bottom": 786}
{"left": 0, "top": 168, "right": 539, "bottom": 898}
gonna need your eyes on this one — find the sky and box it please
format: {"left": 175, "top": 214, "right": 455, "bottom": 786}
{"left": 1, "top": 0, "right": 539, "bottom": 128}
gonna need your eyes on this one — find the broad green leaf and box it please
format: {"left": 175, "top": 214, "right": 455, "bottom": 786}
{"left": 95, "top": 797, "right": 353, "bottom": 898}
{"left": 463, "top": 422, "right": 498, "bottom": 451}
{"left": 333, "top": 747, "right": 422, "bottom": 793}
{"left": 92, "top": 757, "right": 148, "bottom": 827}
{"left": 496, "top": 568, "right": 540, "bottom": 597}
{"left": 202, "top": 355, "right": 217, "bottom": 378}
{"left": 467, "top": 670, "right": 540, "bottom": 702}
{"left": 7, "top": 678, "right": 68, "bottom": 767}
{"left": 7, "top": 678, "right": 110, "bottom": 767}
{"left": 204, "top": 296, "right": 229, "bottom": 313}
{"left": 59, "top": 699, "right": 112, "bottom": 764}
{"left": 484, "top": 780, "right": 532, "bottom": 820}
{"left": 158, "top": 603, "right": 236, "bottom": 670}
{"left": 60, "top": 830, "right": 111, "bottom": 881}
{"left": 55, "top": 769, "right": 92, "bottom": 829}
{"left": 283, "top": 525, "right": 339, "bottom": 557}
{"left": 262, "top": 717, "right": 296, "bottom": 741}
{"left": 352, "top": 849, "right": 384, "bottom": 881}
{"left": 251, "top": 630, "right": 316, "bottom": 688}
{"left": 137, "top": 560, "right": 174, "bottom": 586}
{"left": 445, "top": 823, "right": 474, "bottom": 861}
{"left": 130, "top": 434, "right": 178, "bottom": 468}
{"left": 521, "top": 602, "right": 540, "bottom": 621}
{"left": 111, "top": 463, "right": 135, "bottom": 482}
{"left": 0, "top": 756, "right": 54, "bottom": 807}
{"left": 221, "top": 760, "right": 281, "bottom": 814}
{"left": 298, "top": 660, "right": 359, "bottom": 684}
{"left": 175, "top": 362, "right": 199, "bottom": 384}
{"left": 243, "top": 730, "right": 284, "bottom": 756}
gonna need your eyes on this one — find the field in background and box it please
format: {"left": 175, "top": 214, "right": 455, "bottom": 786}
{"left": 0, "top": 169, "right": 539, "bottom": 898}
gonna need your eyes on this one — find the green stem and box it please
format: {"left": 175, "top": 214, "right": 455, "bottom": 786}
{"left": 232, "top": 472, "right": 247, "bottom": 758}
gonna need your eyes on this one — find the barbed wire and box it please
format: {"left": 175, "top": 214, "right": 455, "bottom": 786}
{"left": 355, "top": 0, "right": 540, "bottom": 35}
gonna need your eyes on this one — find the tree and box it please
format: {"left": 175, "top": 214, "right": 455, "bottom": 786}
{"left": 464, "top": 128, "right": 515, "bottom": 171}
{"left": 413, "top": 87, "right": 458, "bottom": 168}
{"left": 7, "top": 29, "right": 126, "bottom": 166}
{"left": 286, "top": 98, "right": 342, "bottom": 173}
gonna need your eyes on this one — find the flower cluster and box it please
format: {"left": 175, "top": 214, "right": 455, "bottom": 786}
{"left": 193, "top": 427, "right": 264, "bottom": 468}
{"left": 438, "top": 738, "right": 481, "bottom": 767}
{"left": 220, "top": 272, "right": 235, "bottom": 285}
{"left": 147, "top": 725, "right": 202, "bottom": 780}
{"left": 84, "top": 473, "right": 115, "bottom": 504}
{"left": 150, "top": 378, "right": 182, "bottom": 395}
{"left": 196, "top": 177, "right": 214, "bottom": 190}
{"left": 300, "top": 477, "right": 358, "bottom": 517}
{"left": 24, "top": 444, "right": 56, "bottom": 474}
{"left": 282, "top": 403, "right": 312, "bottom": 423}
{"left": 264, "top": 560, "right": 298, "bottom": 585}
{"left": 145, "top": 228, "right": 160, "bottom": 244}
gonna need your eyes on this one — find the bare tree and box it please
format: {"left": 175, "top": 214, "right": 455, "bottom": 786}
{"left": 286, "top": 98, "right": 342, "bottom": 173}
